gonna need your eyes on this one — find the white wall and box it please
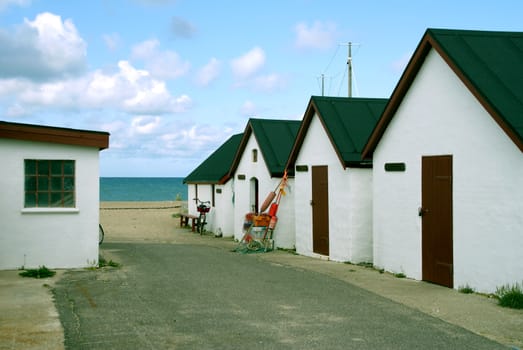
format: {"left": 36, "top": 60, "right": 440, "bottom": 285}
{"left": 187, "top": 183, "right": 215, "bottom": 233}
{"left": 0, "top": 139, "right": 101, "bottom": 269}
{"left": 294, "top": 114, "right": 373, "bottom": 263}
{"left": 233, "top": 134, "right": 295, "bottom": 248}
{"left": 373, "top": 48, "right": 523, "bottom": 293}
{"left": 214, "top": 179, "right": 235, "bottom": 237}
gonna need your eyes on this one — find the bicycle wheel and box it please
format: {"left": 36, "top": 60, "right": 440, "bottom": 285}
{"left": 98, "top": 224, "right": 105, "bottom": 245}
{"left": 199, "top": 214, "right": 207, "bottom": 235}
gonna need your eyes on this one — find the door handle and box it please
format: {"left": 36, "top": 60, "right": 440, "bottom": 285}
{"left": 310, "top": 200, "right": 315, "bottom": 206}
{"left": 418, "top": 207, "right": 428, "bottom": 217}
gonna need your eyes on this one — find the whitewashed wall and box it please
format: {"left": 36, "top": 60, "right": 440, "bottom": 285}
{"left": 294, "top": 114, "right": 373, "bottom": 263}
{"left": 373, "top": 48, "right": 523, "bottom": 293}
{"left": 187, "top": 183, "right": 216, "bottom": 233}
{"left": 0, "top": 139, "right": 101, "bottom": 269}
{"left": 214, "top": 179, "right": 235, "bottom": 237}
{"left": 233, "top": 134, "right": 295, "bottom": 248}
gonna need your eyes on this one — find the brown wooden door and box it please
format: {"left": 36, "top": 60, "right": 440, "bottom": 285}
{"left": 312, "top": 166, "right": 329, "bottom": 255}
{"left": 421, "top": 155, "right": 453, "bottom": 288}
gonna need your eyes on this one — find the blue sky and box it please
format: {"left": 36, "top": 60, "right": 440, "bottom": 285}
{"left": 1, "top": 0, "right": 522, "bottom": 177}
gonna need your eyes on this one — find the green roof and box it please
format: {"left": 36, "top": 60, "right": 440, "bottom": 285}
{"left": 184, "top": 133, "right": 243, "bottom": 184}
{"left": 287, "top": 96, "right": 388, "bottom": 169}
{"left": 429, "top": 29, "right": 523, "bottom": 146}
{"left": 230, "top": 118, "right": 301, "bottom": 177}
{"left": 363, "top": 28, "right": 523, "bottom": 158}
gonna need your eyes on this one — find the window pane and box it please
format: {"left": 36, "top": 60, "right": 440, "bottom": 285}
{"left": 37, "top": 160, "right": 49, "bottom": 175}
{"left": 25, "top": 160, "right": 36, "bottom": 175}
{"left": 25, "top": 193, "right": 36, "bottom": 207}
{"left": 64, "top": 161, "right": 74, "bottom": 175}
{"left": 37, "top": 192, "right": 50, "bottom": 207}
{"left": 38, "top": 176, "right": 49, "bottom": 191}
{"left": 24, "top": 159, "right": 76, "bottom": 208}
{"left": 50, "top": 192, "right": 62, "bottom": 207}
{"left": 51, "top": 177, "right": 62, "bottom": 191}
{"left": 63, "top": 192, "right": 75, "bottom": 207}
{"left": 51, "top": 161, "right": 62, "bottom": 175}
{"left": 25, "top": 176, "right": 37, "bottom": 191}
{"left": 64, "top": 177, "right": 74, "bottom": 191}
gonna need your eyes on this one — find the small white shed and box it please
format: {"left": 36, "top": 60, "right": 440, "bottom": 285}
{"left": 184, "top": 133, "right": 243, "bottom": 236}
{"left": 362, "top": 28, "right": 523, "bottom": 293}
{"left": 229, "top": 118, "right": 300, "bottom": 249}
{"left": 287, "top": 96, "right": 387, "bottom": 263}
{"left": 0, "top": 121, "right": 109, "bottom": 269}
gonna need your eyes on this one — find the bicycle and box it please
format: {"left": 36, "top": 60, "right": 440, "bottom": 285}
{"left": 99, "top": 224, "right": 105, "bottom": 245}
{"left": 194, "top": 199, "right": 211, "bottom": 235}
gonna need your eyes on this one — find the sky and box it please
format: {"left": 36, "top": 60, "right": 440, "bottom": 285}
{"left": 1, "top": 0, "right": 522, "bottom": 177}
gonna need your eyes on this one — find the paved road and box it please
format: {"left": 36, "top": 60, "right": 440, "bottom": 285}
{"left": 52, "top": 242, "right": 507, "bottom": 349}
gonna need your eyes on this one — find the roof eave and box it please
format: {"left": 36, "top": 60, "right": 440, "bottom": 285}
{"left": 285, "top": 98, "right": 314, "bottom": 171}
{"left": 362, "top": 29, "right": 523, "bottom": 159}
{"left": 0, "top": 121, "right": 110, "bottom": 150}
{"left": 362, "top": 30, "right": 434, "bottom": 160}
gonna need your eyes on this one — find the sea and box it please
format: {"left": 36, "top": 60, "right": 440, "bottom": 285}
{"left": 100, "top": 177, "right": 187, "bottom": 202}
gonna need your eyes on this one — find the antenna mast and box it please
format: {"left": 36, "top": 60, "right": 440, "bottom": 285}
{"left": 347, "top": 42, "right": 352, "bottom": 97}
{"left": 341, "top": 41, "right": 359, "bottom": 97}
{"left": 321, "top": 74, "right": 325, "bottom": 96}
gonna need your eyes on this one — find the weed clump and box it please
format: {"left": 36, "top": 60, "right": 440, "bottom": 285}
{"left": 19, "top": 266, "right": 56, "bottom": 278}
{"left": 98, "top": 257, "right": 121, "bottom": 268}
{"left": 495, "top": 282, "right": 523, "bottom": 309}
{"left": 458, "top": 284, "right": 475, "bottom": 294}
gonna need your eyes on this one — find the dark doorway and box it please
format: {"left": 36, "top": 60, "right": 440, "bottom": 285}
{"left": 421, "top": 155, "right": 453, "bottom": 288}
{"left": 312, "top": 166, "right": 329, "bottom": 256}
{"left": 250, "top": 177, "right": 259, "bottom": 213}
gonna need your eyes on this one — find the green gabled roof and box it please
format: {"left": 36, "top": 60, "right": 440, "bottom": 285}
{"left": 287, "top": 96, "right": 388, "bottom": 170}
{"left": 229, "top": 118, "right": 301, "bottom": 178}
{"left": 363, "top": 28, "right": 523, "bottom": 158}
{"left": 184, "top": 133, "right": 243, "bottom": 184}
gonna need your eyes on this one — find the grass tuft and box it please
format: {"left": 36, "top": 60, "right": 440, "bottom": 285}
{"left": 99, "top": 257, "right": 121, "bottom": 268}
{"left": 458, "top": 284, "right": 475, "bottom": 294}
{"left": 19, "top": 266, "right": 56, "bottom": 278}
{"left": 495, "top": 282, "right": 523, "bottom": 309}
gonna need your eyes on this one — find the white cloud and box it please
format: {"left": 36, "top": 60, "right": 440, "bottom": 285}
{"left": 1, "top": 60, "right": 192, "bottom": 115}
{"left": 230, "top": 47, "right": 265, "bottom": 79}
{"left": 0, "top": 0, "right": 30, "bottom": 11}
{"left": 131, "top": 39, "right": 190, "bottom": 80}
{"left": 294, "top": 21, "right": 338, "bottom": 50}
{"left": 252, "top": 73, "right": 286, "bottom": 92}
{"left": 195, "top": 58, "right": 221, "bottom": 86}
{"left": 240, "top": 100, "right": 257, "bottom": 116}
{"left": 171, "top": 16, "right": 197, "bottom": 39}
{"left": 0, "top": 12, "right": 86, "bottom": 81}
{"left": 103, "top": 32, "right": 121, "bottom": 51}
{"left": 131, "top": 115, "right": 162, "bottom": 134}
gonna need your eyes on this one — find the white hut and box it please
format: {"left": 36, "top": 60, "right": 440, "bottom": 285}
{"left": 229, "top": 118, "right": 300, "bottom": 249}
{"left": 184, "top": 133, "right": 243, "bottom": 236}
{"left": 362, "top": 28, "right": 523, "bottom": 293}
{"left": 0, "top": 121, "right": 109, "bottom": 269}
{"left": 286, "top": 96, "right": 387, "bottom": 263}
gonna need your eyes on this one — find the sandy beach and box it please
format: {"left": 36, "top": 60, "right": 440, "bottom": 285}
{"left": 100, "top": 201, "right": 189, "bottom": 243}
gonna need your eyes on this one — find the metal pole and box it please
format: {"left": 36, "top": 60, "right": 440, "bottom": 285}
{"left": 348, "top": 42, "right": 352, "bottom": 97}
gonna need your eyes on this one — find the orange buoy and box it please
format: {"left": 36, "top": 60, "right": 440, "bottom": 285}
{"left": 268, "top": 202, "right": 279, "bottom": 216}
{"left": 269, "top": 215, "right": 278, "bottom": 229}
{"left": 260, "top": 191, "right": 276, "bottom": 213}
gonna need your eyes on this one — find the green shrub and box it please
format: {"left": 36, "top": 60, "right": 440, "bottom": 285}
{"left": 458, "top": 284, "right": 475, "bottom": 294}
{"left": 394, "top": 272, "right": 406, "bottom": 278}
{"left": 19, "top": 266, "right": 56, "bottom": 278}
{"left": 495, "top": 282, "right": 523, "bottom": 309}
{"left": 99, "top": 257, "right": 121, "bottom": 268}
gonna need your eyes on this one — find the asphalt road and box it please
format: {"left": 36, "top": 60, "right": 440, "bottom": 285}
{"left": 52, "top": 243, "right": 507, "bottom": 349}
